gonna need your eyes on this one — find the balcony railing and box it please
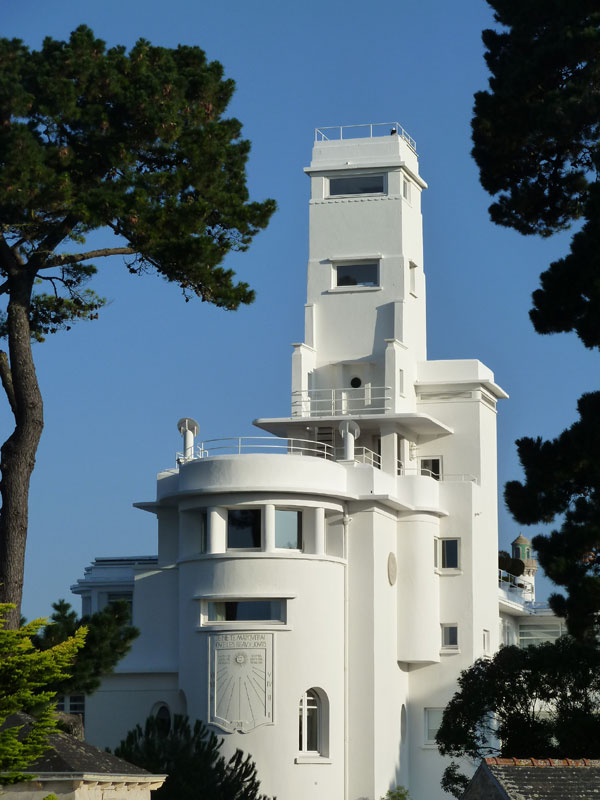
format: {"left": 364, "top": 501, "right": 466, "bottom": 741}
{"left": 314, "top": 122, "right": 417, "bottom": 152}
{"left": 498, "top": 569, "right": 534, "bottom": 601}
{"left": 292, "top": 387, "right": 392, "bottom": 418}
{"left": 178, "top": 437, "right": 335, "bottom": 463}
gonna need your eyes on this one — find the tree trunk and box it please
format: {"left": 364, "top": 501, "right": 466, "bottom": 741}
{"left": 0, "top": 271, "right": 43, "bottom": 629}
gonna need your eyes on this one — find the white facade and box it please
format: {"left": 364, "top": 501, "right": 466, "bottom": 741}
{"left": 71, "top": 124, "right": 560, "bottom": 800}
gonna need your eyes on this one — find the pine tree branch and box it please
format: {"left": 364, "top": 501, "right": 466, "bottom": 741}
{"left": 0, "top": 350, "right": 16, "bottom": 418}
{"left": 42, "top": 246, "right": 137, "bottom": 269}
{"left": 26, "top": 214, "right": 79, "bottom": 273}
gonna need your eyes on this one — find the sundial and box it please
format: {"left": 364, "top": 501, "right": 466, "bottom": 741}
{"left": 209, "top": 632, "right": 273, "bottom": 732}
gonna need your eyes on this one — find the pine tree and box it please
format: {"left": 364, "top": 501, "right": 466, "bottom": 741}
{"left": 0, "top": 26, "right": 276, "bottom": 628}
{"left": 114, "top": 713, "right": 272, "bottom": 800}
{"left": 472, "top": 2, "right": 600, "bottom": 637}
{"left": 32, "top": 598, "right": 138, "bottom": 695}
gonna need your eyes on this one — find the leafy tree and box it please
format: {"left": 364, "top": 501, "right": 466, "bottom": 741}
{"left": 114, "top": 713, "right": 272, "bottom": 800}
{"left": 0, "top": 602, "right": 85, "bottom": 784}
{"left": 0, "top": 26, "right": 276, "bottom": 628}
{"left": 32, "top": 598, "right": 138, "bottom": 695}
{"left": 472, "top": 2, "right": 600, "bottom": 637}
{"left": 435, "top": 637, "right": 600, "bottom": 797}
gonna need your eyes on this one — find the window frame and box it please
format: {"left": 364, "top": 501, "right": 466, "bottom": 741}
{"left": 327, "top": 173, "right": 386, "bottom": 198}
{"left": 295, "top": 687, "right": 330, "bottom": 763}
{"left": 424, "top": 707, "right": 444, "bottom": 746}
{"left": 227, "top": 508, "right": 262, "bottom": 550}
{"left": 332, "top": 260, "right": 380, "bottom": 291}
{"left": 420, "top": 456, "right": 442, "bottom": 480}
{"left": 438, "top": 538, "right": 460, "bottom": 571}
{"left": 202, "top": 598, "right": 287, "bottom": 627}
{"left": 274, "top": 508, "right": 303, "bottom": 551}
{"left": 441, "top": 623, "right": 459, "bottom": 651}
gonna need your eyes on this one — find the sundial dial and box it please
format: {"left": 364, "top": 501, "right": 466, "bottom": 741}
{"left": 209, "top": 632, "right": 273, "bottom": 732}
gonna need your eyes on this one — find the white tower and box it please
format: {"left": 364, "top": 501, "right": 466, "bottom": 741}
{"left": 73, "top": 123, "right": 507, "bottom": 800}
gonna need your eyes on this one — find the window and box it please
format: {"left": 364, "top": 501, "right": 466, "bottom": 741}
{"left": 106, "top": 592, "right": 133, "bottom": 619}
{"left": 329, "top": 174, "right": 384, "bottom": 196}
{"left": 227, "top": 509, "right": 261, "bottom": 549}
{"left": 275, "top": 509, "right": 302, "bottom": 550}
{"left": 335, "top": 262, "right": 379, "bottom": 288}
{"left": 420, "top": 457, "right": 441, "bottom": 480}
{"left": 56, "top": 694, "right": 86, "bottom": 724}
{"left": 199, "top": 509, "right": 207, "bottom": 553}
{"left": 402, "top": 178, "right": 411, "bottom": 201}
{"left": 518, "top": 622, "right": 564, "bottom": 648}
{"left": 433, "top": 538, "right": 438, "bottom": 569}
{"left": 206, "top": 600, "right": 285, "bottom": 623}
{"left": 440, "top": 539, "right": 459, "bottom": 569}
{"left": 298, "top": 688, "right": 329, "bottom": 757}
{"left": 424, "top": 708, "right": 444, "bottom": 744}
{"left": 398, "top": 369, "right": 404, "bottom": 396}
{"left": 441, "top": 624, "right": 458, "bottom": 649}
{"left": 154, "top": 703, "right": 171, "bottom": 736}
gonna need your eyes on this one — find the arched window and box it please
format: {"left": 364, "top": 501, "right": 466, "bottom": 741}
{"left": 298, "top": 688, "right": 328, "bottom": 756}
{"left": 152, "top": 702, "right": 171, "bottom": 736}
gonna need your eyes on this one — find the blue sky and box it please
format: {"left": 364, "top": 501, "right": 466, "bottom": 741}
{"left": 2, "top": 1, "right": 595, "bottom": 621}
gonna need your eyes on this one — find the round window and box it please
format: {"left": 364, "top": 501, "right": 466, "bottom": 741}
{"left": 350, "top": 377, "right": 362, "bottom": 388}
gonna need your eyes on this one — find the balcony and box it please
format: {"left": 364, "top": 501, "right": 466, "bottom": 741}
{"left": 291, "top": 387, "right": 391, "bottom": 418}
{"left": 177, "top": 436, "right": 381, "bottom": 467}
{"left": 498, "top": 569, "right": 534, "bottom": 604}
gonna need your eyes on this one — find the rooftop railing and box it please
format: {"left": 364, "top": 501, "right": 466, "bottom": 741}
{"left": 314, "top": 122, "right": 417, "bottom": 152}
{"left": 178, "top": 436, "right": 334, "bottom": 463}
{"left": 292, "top": 387, "right": 391, "bottom": 418}
{"left": 498, "top": 569, "right": 534, "bottom": 600}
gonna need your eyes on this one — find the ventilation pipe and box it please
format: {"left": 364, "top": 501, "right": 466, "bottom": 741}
{"left": 177, "top": 417, "right": 200, "bottom": 461}
{"left": 339, "top": 420, "right": 360, "bottom": 461}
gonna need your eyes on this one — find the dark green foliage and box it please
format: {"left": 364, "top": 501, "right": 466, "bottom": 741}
{"left": 473, "top": 3, "right": 600, "bottom": 640}
{"left": 0, "top": 602, "right": 85, "bottom": 784}
{"left": 0, "top": 26, "right": 276, "bottom": 320}
{"left": 498, "top": 550, "right": 525, "bottom": 577}
{"left": 473, "top": 2, "right": 600, "bottom": 347}
{"left": 506, "top": 392, "right": 600, "bottom": 639}
{"left": 114, "top": 714, "right": 271, "bottom": 800}
{"left": 32, "top": 599, "right": 138, "bottom": 695}
{"left": 436, "top": 637, "right": 600, "bottom": 797}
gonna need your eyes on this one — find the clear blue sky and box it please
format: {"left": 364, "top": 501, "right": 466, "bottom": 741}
{"left": 2, "top": 0, "right": 594, "bottom": 621}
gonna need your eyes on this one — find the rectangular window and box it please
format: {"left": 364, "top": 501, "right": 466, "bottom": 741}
{"left": 227, "top": 509, "right": 261, "bottom": 549}
{"left": 403, "top": 179, "right": 411, "bottom": 201}
{"left": 329, "top": 174, "right": 384, "bottom": 196}
{"left": 336, "top": 263, "right": 379, "bottom": 288}
{"left": 420, "top": 457, "right": 441, "bottom": 480}
{"left": 398, "top": 369, "right": 404, "bottom": 396}
{"left": 199, "top": 509, "right": 208, "bottom": 553}
{"left": 433, "top": 537, "right": 439, "bottom": 569}
{"left": 441, "top": 539, "right": 459, "bottom": 569}
{"left": 518, "top": 622, "right": 564, "bottom": 648}
{"left": 275, "top": 509, "right": 302, "bottom": 550}
{"left": 441, "top": 624, "right": 458, "bottom": 649}
{"left": 206, "top": 600, "right": 285, "bottom": 623}
{"left": 425, "top": 708, "right": 444, "bottom": 744}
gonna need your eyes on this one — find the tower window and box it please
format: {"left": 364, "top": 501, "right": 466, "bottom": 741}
{"left": 425, "top": 708, "right": 444, "bottom": 744}
{"left": 206, "top": 599, "right": 285, "bottom": 623}
{"left": 297, "top": 688, "right": 329, "bottom": 757}
{"left": 227, "top": 509, "right": 261, "bottom": 549}
{"left": 275, "top": 509, "right": 302, "bottom": 550}
{"left": 440, "top": 539, "right": 459, "bottom": 569}
{"left": 328, "top": 174, "right": 385, "bottom": 196}
{"left": 335, "top": 263, "right": 379, "bottom": 288}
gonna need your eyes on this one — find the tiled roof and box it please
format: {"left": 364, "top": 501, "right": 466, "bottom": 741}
{"left": 3, "top": 714, "right": 152, "bottom": 777}
{"left": 465, "top": 757, "right": 600, "bottom": 799}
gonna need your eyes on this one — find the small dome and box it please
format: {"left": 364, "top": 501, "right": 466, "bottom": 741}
{"left": 511, "top": 533, "right": 530, "bottom": 545}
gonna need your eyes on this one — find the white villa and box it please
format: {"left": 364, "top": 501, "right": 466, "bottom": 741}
{"left": 71, "top": 123, "right": 563, "bottom": 800}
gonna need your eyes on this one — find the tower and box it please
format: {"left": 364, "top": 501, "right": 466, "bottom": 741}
{"left": 73, "top": 123, "right": 507, "bottom": 800}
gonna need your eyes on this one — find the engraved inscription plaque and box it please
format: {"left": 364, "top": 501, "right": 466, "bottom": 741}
{"left": 209, "top": 632, "right": 273, "bottom": 732}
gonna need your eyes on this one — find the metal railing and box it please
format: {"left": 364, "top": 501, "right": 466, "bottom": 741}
{"left": 396, "top": 464, "right": 478, "bottom": 483}
{"left": 498, "top": 569, "right": 534, "bottom": 600}
{"left": 353, "top": 447, "right": 381, "bottom": 469}
{"left": 314, "top": 122, "right": 417, "bottom": 152}
{"left": 177, "top": 436, "right": 334, "bottom": 464}
{"left": 291, "top": 387, "right": 392, "bottom": 417}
